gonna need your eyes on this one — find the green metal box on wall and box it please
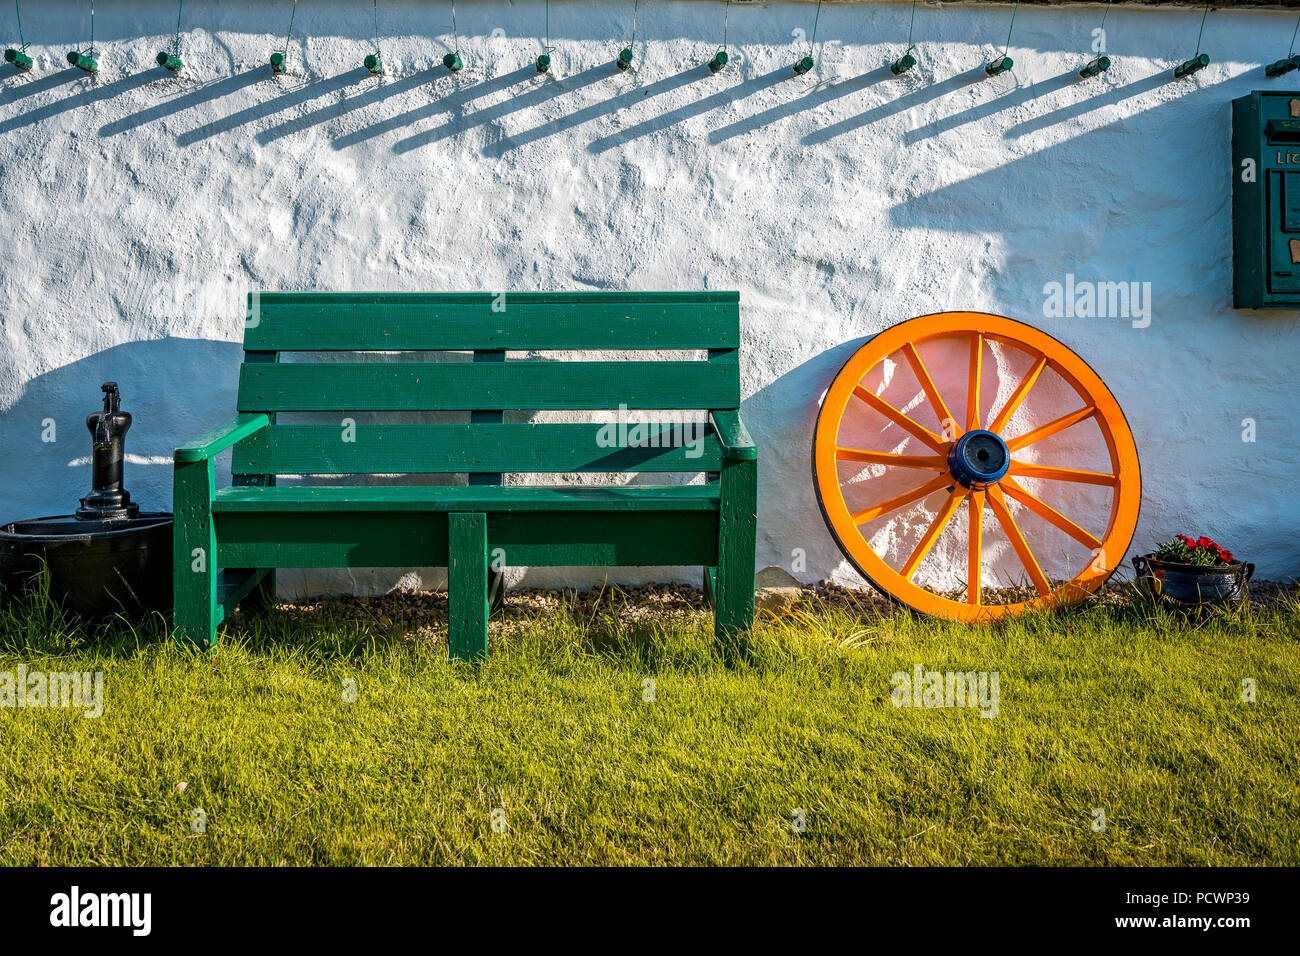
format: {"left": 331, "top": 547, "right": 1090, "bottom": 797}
{"left": 1233, "top": 90, "right": 1300, "bottom": 309}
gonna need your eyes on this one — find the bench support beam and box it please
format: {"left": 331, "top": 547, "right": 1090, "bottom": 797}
{"left": 448, "top": 513, "right": 489, "bottom": 661}
{"left": 714, "top": 457, "right": 757, "bottom": 644}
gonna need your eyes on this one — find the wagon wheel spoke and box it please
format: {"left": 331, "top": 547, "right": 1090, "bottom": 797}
{"left": 851, "top": 473, "right": 952, "bottom": 525}
{"left": 967, "top": 489, "right": 985, "bottom": 605}
{"left": 901, "top": 485, "right": 967, "bottom": 580}
{"left": 902, "top": 342, "right": 954, "bottom": 434}
{"left": 988, "top": 354, "right": 1047, "bottom": 435}
{"left": 852, "top": 385, "right": 947, "bottom": 453}
{"left": 836, "top": 448, "right": 948, "bottom": 469}
{"left": 1007, "top": 461, "right": 1118, "bottom": 487}
{"left": 966, "top": 332, "right": 983, "bottom": 431}
{"left": 986, "top": 484, "right": 1051, "bottom": 596}
{"left": 999, "top": 475, "right": 1103, "bottom": 550}
{"left": 1005, "top": 405, "right": 1097, "bottom": 451}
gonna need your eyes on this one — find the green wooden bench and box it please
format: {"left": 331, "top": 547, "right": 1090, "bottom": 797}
{"left": 173, "top": 292, "right": 758, "bottom": 659}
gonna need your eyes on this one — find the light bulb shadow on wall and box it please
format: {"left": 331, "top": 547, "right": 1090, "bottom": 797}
{"left": 388, "top": 63, "right": 610, "bottom": 154}
{"left": 588, "top": 67, "right": 789, "bottom": 154}
{"left": 0, "top": 69, "right": 159, "bottom": 135}
{"left": 175, "top": 67, "right": 370, "bottom": 147}
{"left": 1003, "top": 69, "right": 1201, "bottom": 141}
{"left": 801, "top": 67, "right": 987, "bottom": 146}
{"left": 0, "top": 69, "right": 78, "bottom": 107}
{"left": 707, "top": 65, "right": 892, "bottom": 145}
{"left": 481, "top": 64, "right": 707, "bottom": 158}
{"left": 99, "top": 70, "right": 264, "bottom": 138}
{"left": 902, "top": 68, "right": 1078, "bottom": 147}
{"left": 330, "top": 64, "right": 538, "bottom": 148}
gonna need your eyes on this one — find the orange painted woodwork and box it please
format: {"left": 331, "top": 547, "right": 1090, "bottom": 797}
{"left": 812, "top": 312, "right": 1141, "bottom": 622}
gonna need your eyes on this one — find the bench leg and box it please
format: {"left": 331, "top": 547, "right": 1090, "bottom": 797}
{"left": 173, "top": 459, "right": 218, "bottom": 651}
{"left": 448, "top": 513, "right": 489, "bottom": 661}
{"left": 714, "top": 458, "right": 757, "bottom": 643}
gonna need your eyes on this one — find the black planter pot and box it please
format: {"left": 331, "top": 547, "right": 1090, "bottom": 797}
{"left": 0, "top": 513, "right": 173, "bottom": 620}
{"left": 1131, "top": 553, "right": 1254, "bottom": 607}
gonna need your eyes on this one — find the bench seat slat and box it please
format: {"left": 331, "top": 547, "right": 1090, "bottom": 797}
{"left": 237, "top": 361, "right": 738, "bottom": 412}
{"left": 244, "top": 292, "right": 739, "bottom": 351}
{"left": 232, "top": 423, "right": 724, "bottom": 474}
{"left": 212, "top": 484, "right": 720, "bottom": 512}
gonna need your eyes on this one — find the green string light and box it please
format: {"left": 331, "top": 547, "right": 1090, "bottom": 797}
{"left": 365, "top": 0, "right": 383, "bottom": 74}
{"left": 1265, "top": 13, "right": 1300, "bottom": 77}
{"left": 617, "top": 0, "right": 637, "bottom": 71}
{"left": 5, "top": 0, "right": 33, "bottom": 71}
{"left": 985, "top": 0, "right": 1016, "bottom": 76}
{"left": 271, "top": 0, "right": 296, "bottom": 73}
{"left": 793, "top": 0, "right": 820, "bottom": 74}
{"left": 443, "top": 0, "right": 462, "bottom": 71}
{"left": 1174, "top": 2, "right": 1211, "bottom": 79}
{"left": 891, "top": 0, "right": 919, "bottom": 75}
{"left": 157, "top": 0, "right": 184, "bottom": 72}
{"left": 709, "top": 0, "right": 729, "bottom": 74}
{"left": 537, "top": 0, "right": 551, "bottom": 73}
{"left": 66, "top": 0, "right": 97, "bottom": 74}
{"left": 1079, "top": 0, "right": 1112, "bottom": 78}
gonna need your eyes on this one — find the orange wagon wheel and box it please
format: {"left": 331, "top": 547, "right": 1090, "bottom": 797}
{"left": 812, "top": 312, "right": 1141, "bottom": 622}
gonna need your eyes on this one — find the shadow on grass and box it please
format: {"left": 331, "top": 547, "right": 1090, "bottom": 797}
{"left": 0, "top": 586, "right": 174, "bottom": 659}
{"left": 3, "top": 577, "right": 1291, "bottom": 666}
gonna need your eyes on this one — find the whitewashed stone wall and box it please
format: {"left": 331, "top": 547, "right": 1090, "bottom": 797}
{"left": 2, "top": 1, "right": 1296, "bottom": 597}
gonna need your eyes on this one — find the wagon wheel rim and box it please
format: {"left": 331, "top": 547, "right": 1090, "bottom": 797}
{"left": 812, "top": 311, "right": 1141, "bottom": 622}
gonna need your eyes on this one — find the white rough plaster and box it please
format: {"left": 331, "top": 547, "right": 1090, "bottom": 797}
{"left": 1, "top": 1, "right": 1297, "bottom": 601}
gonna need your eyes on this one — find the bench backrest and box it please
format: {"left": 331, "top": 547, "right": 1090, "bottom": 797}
{"left": 231, "top": 292, "right": 740, "bottom": 480}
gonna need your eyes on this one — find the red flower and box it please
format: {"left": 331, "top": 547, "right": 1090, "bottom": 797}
{"left": 1169, "top": 533, "right": 1235, "bottom": 565}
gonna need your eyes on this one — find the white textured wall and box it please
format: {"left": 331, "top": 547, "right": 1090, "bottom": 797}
{"left": 2, "top": 1, "right": 1297, "bottom": 599}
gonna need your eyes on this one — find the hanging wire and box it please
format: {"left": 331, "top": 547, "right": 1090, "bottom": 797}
{"left": 629, "top": 0, "right": 639, "bottom": 47}
{"left": 14, "top": 0, "right": 25, "bottom": 49}
{"left": 1002, "top": 0, "right": 1019, "bottom": 57}
{"left": 545, "top": 0, "right": 551, "bottom": 53}
{"left": 172, "top": 0, "right": 183, "bottom": 57}
{"left": 1098, "top": 0, "right": 1113, "bottom": 34}
{"left": 88, "top": 0, "right": 95, "bottom": 56}
{"left": 282, "top": 0, "right": 297, "bottom": 56}
{"left": 808, "top": 0, "right": 822, "bottom": 55}
{"left": 451, "top": 0, "right": 459, "bottom": 52}
{"left": 721, "top": 0, "right": 729, "bottom": 51}
{"left": 1194, "top": 2, "right": 1210, "bottom": 55}
{"left": 1290, "top": 13, "right": 1300, "bottom": 58}
{"left": 905, "top": 0, "right": 918, "bottom": 50}
{"left": 372, "top": 0, "right": 380, "bottom": 55}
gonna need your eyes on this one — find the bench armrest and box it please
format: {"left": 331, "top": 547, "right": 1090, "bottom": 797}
{"left": 709, "top": 410, "right": 757, "bottom": 461}
{"left": 175, "top": 413, "right": 271, "bottom": 463}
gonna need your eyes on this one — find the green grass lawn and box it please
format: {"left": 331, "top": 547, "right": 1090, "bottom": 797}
{"left": 1, "top": 585, "right": 1297, "bottom": 866}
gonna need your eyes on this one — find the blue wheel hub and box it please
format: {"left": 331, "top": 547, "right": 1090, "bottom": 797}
{"left": 947, "top": 429, "right": 1010, "bottom": 489}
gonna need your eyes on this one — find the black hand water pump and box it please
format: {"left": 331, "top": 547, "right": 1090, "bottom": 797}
{"left": 76, "top": 382, "right": 140, "bottom": 521}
